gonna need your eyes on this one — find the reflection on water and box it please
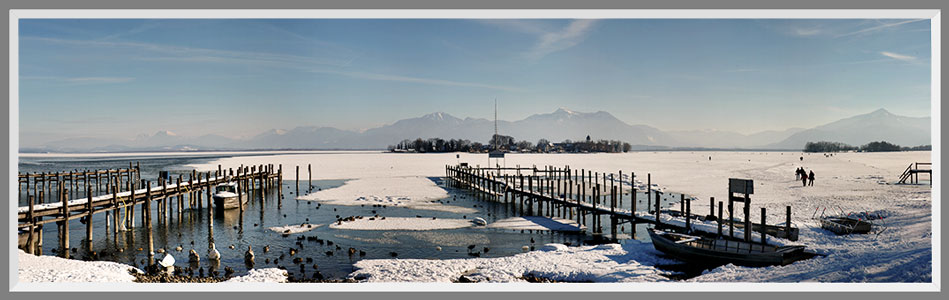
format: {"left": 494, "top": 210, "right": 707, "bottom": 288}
{"left": 18, "top": 155, "right": 683, "bottom": 280}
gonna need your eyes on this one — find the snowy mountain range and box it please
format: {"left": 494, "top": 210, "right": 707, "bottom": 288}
{"left": 21, "top": 108, "right": 931, "bottom": 152}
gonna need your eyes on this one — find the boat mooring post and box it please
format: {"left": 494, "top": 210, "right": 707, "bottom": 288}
{"left": 718, "top": 201, "right": 723, "bottom": 237}
{"left": 685, "top": 194, "right": 691, "bottom": 234}
{"left": 786, "top": 206, "right": 792, "bottom": 241}
{"left": 761, "top": 207, "right": 767, "bottom": 246}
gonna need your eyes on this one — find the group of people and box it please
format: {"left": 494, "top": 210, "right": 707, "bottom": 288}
{"left": 796, "top": 167, "right": 815, "bottom": 187}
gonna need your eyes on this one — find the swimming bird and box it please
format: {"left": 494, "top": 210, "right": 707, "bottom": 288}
{"left": 208, "top": 244, "right": 221, "bottom": 261}
{"left": 175, "top": 245, "right": 183, "bottom": 252}
{"left": 389, "top": 252, "right": 398, "bottom": 257}
{"left": 467, "top": 244, "right": 476, "bottom": 252}
{"left": 189, "top": 249, "right": 200, "bottom": 263}
{"left": 435, "top": 246, "right": 442, "bottom": 251}
{"left": 244, "top": 246, "right": 255, "bottom": 265}
{"left": 530, "top": 237, "right": 535, "bottom": 244}
{"left": 521, "top": 246, "right": 530, "bottom": 252}
{"left": 263, "top": 245, "right": 270, "bottom": 253}
{"left": 158, "top": 253, "right": 176, "bottom": 269}
{"left": 229, "top": 244, "right": 235, "bottom": 249}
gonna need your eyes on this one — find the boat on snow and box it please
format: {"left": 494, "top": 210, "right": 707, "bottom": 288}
{"left": 648, "top": 228, "right": 807, "bottom": 267}
{"left": 819, "top": 216, "right": 872, "bottom": 235}
{"left": 212, "top": 182, "right": 247, "bottom": 210}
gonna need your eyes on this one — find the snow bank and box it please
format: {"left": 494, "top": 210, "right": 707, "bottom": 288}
{"left": 18, "top": 250, "right": 142, "bottom": 283}
{"left": 329, "top": 217, "right": 475, "bottom": 231}
{"left": 349, "top": 241, "right": 676, "bottom": 282}
{"left": 297, "top": 176, "right": 475, "bottom": 213}
{"left": 225, "top": 268, "right": 288, "bottom": 283}
{"left": 268, "top": 223, "right": 323, "bottom": 234}
{"left": 486, "top": 217, "right": 585, "bottom": 232}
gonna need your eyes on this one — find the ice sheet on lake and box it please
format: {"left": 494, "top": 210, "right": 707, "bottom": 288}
{"left": 486, "top": 217, "right": 584, "bottom": 232}
{"left": 329, "top": 217, "right": 475, "bottom": 231}
{"left": 296, "top": 176, "right": 476, "bottom": 213}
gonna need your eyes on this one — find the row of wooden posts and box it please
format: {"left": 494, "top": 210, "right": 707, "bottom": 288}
{"left": 446, "top": 164, "right": 796, "bottom": 244}
{"left": 17, "top": 163, "right": 285, "bottom": 264}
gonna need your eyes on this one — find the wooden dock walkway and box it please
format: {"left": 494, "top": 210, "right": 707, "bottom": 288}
{"left": 17, "top": 163, "right": 284, "bottom": 262}
{"left": 446, "top": 164, "right": 798, "bottom": 243}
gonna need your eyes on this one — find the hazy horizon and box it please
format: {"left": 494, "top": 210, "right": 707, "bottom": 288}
{"left": 19, "top": 19, "right": 932, "bottom": 145}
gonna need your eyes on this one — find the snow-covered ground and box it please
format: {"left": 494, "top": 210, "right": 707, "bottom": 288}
{"left": 190, "top": 151, "right": 934, "bottom": 283}
{"left": 224, "top": 268, "right": 288, "bottom": 283}
{"left": 486, "top": 217, "right": 585, "bottom": 232}
{"left": 296, "top": 176, "right": 474, "bottom": 213}
{"left": 350, "top": 241, "right": 676, "bottom": 282}
{"left": 268, "top": 223, "right": 323, "bottom": 234}
{"left": 329, "top": 217, "right": 475, "bottom": 231}
{"left": 17, "top": 250, "right": 143, "bottom": 283}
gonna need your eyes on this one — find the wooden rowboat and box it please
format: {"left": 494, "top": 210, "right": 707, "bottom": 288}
{"left": 648, "top": 229, "right": 807, "bottom": 267}
{"left": 819, "top": 216, "right": 872, "bottom": 235}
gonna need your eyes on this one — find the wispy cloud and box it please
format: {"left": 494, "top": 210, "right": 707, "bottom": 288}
{"left": 528, "top": 20, "right": 598, "bottom": 60}
{"left": 24, "top": 36, "right": 355, "bottom": 68}
{"left": 23, "top": 36, "right": 515, "bottom": 91}
{"left": 308, "top": 69, "right": 523, "bottom": 92}
{"left": 880, "top": 51, "right": 917, "bottom": 61}
{"left": 66, "top": 77, "right": 135, "bottom": 84}
{"left": 477, "top": 19, "right": 598, "bottom": 61}
{"left": 790, "top": 27, "right": 823, "bottom": 37}
{"left": 21, "top": 76, "right": 135, "bottom": 84}
{"left": 836, "top": 19, "right": 928, "bottom": 37}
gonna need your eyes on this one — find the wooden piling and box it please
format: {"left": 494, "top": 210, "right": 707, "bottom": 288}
{"left": 308, "top": 164, "right": 312, "bottom": 188}
{"left": 786, "top": 206, "right": 792, "bottom": 241}
{"left": 26, "top": 195, "right": 35, "bottom": 254}
{"left": 146, "top": 182, "right": 154, "bottom": 265}
{"left": 717, "top": 201, "right": 723, "bottom": 237}
{"left": 86, "top": 185, "right": 93, "bottom": 252}
{"left": 60, "top": 182, "right": 69, "bottom": 258}
{"left": 685, "top": 194, "right": 691, "bottom": 234}
{"left": 761, "top": 207, "right": 767, "bottom": 245}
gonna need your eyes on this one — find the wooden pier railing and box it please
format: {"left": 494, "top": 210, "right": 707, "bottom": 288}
{"left": 17, "top": 163, "right": 284, "bottom": 262}
{"left": 446, "top": 164, "right": 798, "bottom": 243}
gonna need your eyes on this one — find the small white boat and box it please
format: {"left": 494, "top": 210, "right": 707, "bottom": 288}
{"left": 212, "top": 182, "right": 247, "bottom": 210}
{"left": 472, "top": 217, "right": 487, "bottom": 226}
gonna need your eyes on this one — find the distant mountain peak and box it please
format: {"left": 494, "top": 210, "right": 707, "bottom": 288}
{"left": 554, "top": 107, "right": 578, "bottom": 115}
{"left": 869, "top": 108, "right": 893, "bottom": 116}
{"left": 421, "top": 111, "right": 454, "bottom": 121}
{"left": 155, "top": 130, "right": 177, "bottom": 136}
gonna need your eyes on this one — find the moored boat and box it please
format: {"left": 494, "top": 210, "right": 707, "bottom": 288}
{"left": 212, "top": 182, "right": 247, "bottom": 210}
{"left": 648, "top": 228, "right": 806, "bottom": 267}
{"left": 819, "top": 216, "right": 872, "bottom": 235}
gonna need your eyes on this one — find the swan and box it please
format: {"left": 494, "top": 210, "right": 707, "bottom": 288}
{"left": 208, "top": 243, "right": 221, "bottom": 261}
{"left": 158, "top": 253, "right": 176, "bottom": 268}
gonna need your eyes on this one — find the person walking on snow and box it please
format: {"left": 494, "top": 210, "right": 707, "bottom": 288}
{"left": 808, "top": 170, "right": 815, "bottom": 186}
{"left": 801, "top": 170, "right": 808, "bottom": 187}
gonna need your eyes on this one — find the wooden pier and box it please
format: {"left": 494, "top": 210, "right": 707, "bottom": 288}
{"left": 17, "top": 163, "right": 284, "bottom": 262}
{"left": 445, "top": 164, "right": 798, "bottom": 243}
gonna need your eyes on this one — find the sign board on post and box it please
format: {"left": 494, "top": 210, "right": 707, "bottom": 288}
{"left": 729, "top": 178, "right": 754, "bottom": 195}
{"left": 489, "top": 151, "right": 505, "bottom": 158}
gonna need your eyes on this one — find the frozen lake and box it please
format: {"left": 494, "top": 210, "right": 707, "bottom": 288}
{"left": 17, "top": 150, "right": 933, "bottom": 283}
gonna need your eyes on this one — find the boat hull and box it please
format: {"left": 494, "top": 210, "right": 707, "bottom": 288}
{"left": 819, "top": 217, "right": 871, "bottom": 235}
{"left": 648, "top": 229, "right": 805, "bottom": 267}
{"left": 213, "top": 194, "right": 247, "bottom": 210}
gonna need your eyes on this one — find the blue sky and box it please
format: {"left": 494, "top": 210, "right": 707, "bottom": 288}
{"left": 18, "top": 18, "right": 931, "bottom": 144}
